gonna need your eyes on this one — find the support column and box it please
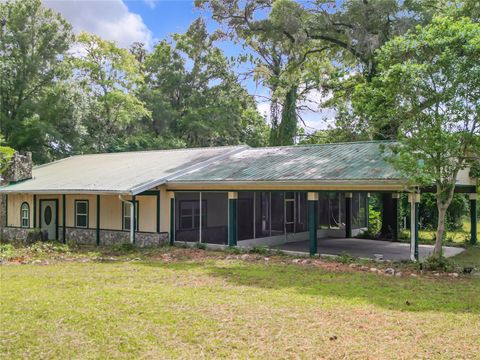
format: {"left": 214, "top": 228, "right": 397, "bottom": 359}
{"left": 308, "top": 192, "right": 318, "bottom": 256}
{"left": 345, "top": 192, "right": 352, "bottom": 238}
{"left": 156, "top": 191, "right": 160, "bottom": 233}
{"left": 96, "top": 195, "right": 100, "bottom": 246}
{"left": 408, "top": 192, "right": 420, "bottom": 261}
{"left": 470, "top": 193, "right": 477, "bottom": 245}
{"left": 392, "top": 193, "right": 400, "bottom": 242}
{"left": 168, "top": 192, "right": 175, "bottom": 245}
{"left": 366, "top": 193, "right": 370, "bottom": 228}
{"left": 228, "top": 192, "right": 238, "bottom": 247}
{"left": 33, "top": 194, "right": 37, "bottom": 228}
{"left": 62, "top": 194, "right": 66, "bottom": 244}
{"left": 131, "top": 195, "right": 136, "bottom": 245}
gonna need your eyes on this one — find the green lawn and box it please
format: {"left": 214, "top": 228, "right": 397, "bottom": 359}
{"left": 1, "top": 246, "right": 480, "bottom": 359}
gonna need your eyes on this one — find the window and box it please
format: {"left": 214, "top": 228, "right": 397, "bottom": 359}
{"left": 123, "top": 201, "right": 139, "bottom": 231}
{"left": 75, "top": 200, "right": 89, "bottom": 228}
{"left": 179, "top": 200, "right": 206, "bottom": 230}
{"left": 20, "top": 202, "right": 30, "bottom": 228}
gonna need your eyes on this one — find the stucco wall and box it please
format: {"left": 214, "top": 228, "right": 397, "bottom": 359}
{"left": 6, "top": 194, "right": 34, "bottom": 227}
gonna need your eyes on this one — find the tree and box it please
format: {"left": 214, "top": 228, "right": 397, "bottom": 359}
{"left": 196, "top": 0, "right": 331, "bottom": 145}
{"left": 72, "top": 33, "right": 150, "bottom": 152}
{"left": 0, "top": 0, "right": 76, "bottom": 163}
{"left": 141, "top": 18, "right": 269, "bottom": 148}
{"left": 355, "top": 16, "right": 480, "bottom": 255}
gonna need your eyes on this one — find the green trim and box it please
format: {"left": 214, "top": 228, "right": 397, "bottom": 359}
{"left": 33, "top": 195, "right": 37, "bottom": 228}
{"left": 96, "top": 195, "right": 100, "bottom": 246}
{"left": 228, "top": 198, "right": 237, "bottom": 246}
{"left": 345, "top": 196, "right": 352, "bottom": 238}
{"left": 421, "top": 185, "right": 476, "bottom": 194}
{"left": 137, "top": 190, "right": 159, "bottom": 196}
{"left": 20, "top": 202, "right": 30, "bottom": 228}
{"left": 39, "top": 198, "right": 59, "bottom": 240}
{"left": 4, "top": 194, "right": 8, "bottom": 227}
{"left": 74, "top": 199, "right": 89, "bottom": 229}
{"left": 308, "top": 200, "right": 318, "bottom": 256}
{"left": 156, "top": 192, "right": 160, "bottom": 233}
{"left": 414, "top": 202, "right": 419, "bottom": 261}
{"left": 62, "top": 195, "right": 66, "bottom": 243}
{"left": 132, "top": 195, "right": 136, "bottom": 244}
{"left": 471, "top": 199, "right": 477, "bottom": 245}
{"left": 170, "top": 197, "right": 175, "bottom": 245}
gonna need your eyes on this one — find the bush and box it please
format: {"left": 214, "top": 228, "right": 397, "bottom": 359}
{"left": 0, "top": 243, "right": 16, "bottom": 260}
{"left": 337, "top": 251, "right": 354, "bottom": 264}
{"left": 195, "top": 242, "right": 207, "bottom": 250}
{"left": 422, "top": 254, "right": 454, "bottom": 272}
{"left": 249, "top": 246, "right": 270, "bottom": 255}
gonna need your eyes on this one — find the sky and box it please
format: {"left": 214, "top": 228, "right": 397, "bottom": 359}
{"left": 42, "top": 0, "right": 335, "bottom": 132}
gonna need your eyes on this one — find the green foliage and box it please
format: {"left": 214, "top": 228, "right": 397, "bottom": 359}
{"left": 337, "top": 251, "right": 354, "bottom": 264}
{"left": 0, "top": 243, "right": 16, "bottom": 260}
{"left": 367, "top": 205, "right": 382, "bottom": 238}
{"left": 422, "top": 254, "right": 455, "bottom": 272}
{"left": 248, "top": 246, "right": 270, "bottom": 255}
{"left": 0, "top": 135, "right": 15, "bottom": 174}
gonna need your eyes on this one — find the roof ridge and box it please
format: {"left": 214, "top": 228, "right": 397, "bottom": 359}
{"left": 248, "top": 140, "right": 396, "bottom": 150}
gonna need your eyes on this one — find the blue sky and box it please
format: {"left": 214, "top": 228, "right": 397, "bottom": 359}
{"left": 43, "top": 0, "right": 334, "bottom": 131}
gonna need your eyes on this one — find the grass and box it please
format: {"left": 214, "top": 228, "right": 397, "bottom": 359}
{"left": 399, "top": 219, "right": 479, "bottom": 245}
{"left": 1, "top": 244, "right": 480, "bottom": 359}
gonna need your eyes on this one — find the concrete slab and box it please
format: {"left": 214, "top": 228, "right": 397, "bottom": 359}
{"left": 274, "top": 238, "right": 464, "bottom": 261}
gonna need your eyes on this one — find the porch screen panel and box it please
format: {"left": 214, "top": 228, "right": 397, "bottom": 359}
{"left": 318, "top": 192, "right": 329, "bottom": 229}
{"left": 329, "top": 193, "right": 341, "bottom": 229}
{"left": 270, "top": 192, "right": 285, "bottom": 236}
{"left": 175, "top": 192, "right": 200, "bottom": 242}
{"left": 295, "top": 192, "right": 308, "bottom": 233}
{"left": 359, "top": 192, "right": 367, "bottom": 228}
{"left": 238, "top": 192, "right": 254, "bottom": 240}
{"left": 201, "top": 192, "right": 228, "bottom": 245}
{"left": 352, "top": 192, "right": 360, "bottom": 228}
{"left": 255, "top": 192, "right": 270, "bottom": 238}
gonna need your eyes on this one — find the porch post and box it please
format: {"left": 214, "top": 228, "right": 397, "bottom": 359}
{"left": 392, "top": 193, "right": 400, "bottom": 242}
{"left": 345, "top": 192, "right": 352, "bottom": 238}
{"left": 308, "top": 192, "right": 318, "bottom": 256}
{"left": 228, "top": 192, "right": 238, "bottom": 247}
{"left": 168, "top": 191, "right": 175, "bottom": 245}
{"left": 96, "top": 195, "right": 100, "bottom": 246}
{"left": 408, "top": 192, "right": 420, "bottom": 261}
{"left": 470, "top": 193, "right": 477, "bottom": 245}
{"left": 131, "top": 195, "right": 136, "bottom": 244}
{"left": 62, "top": 194, "right": 66, "bottom": 244}
{"left": 33, "top": 194, "right": 37, "bottom": 228}
{"left": 366, "top": 193, "right": 370, "bottom": 228}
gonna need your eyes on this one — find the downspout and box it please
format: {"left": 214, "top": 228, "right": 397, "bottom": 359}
{"left": 119, "top": 195, "right": 134, "bottom": 244}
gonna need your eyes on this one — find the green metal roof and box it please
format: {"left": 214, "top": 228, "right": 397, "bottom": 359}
{"left": 172, "top": 141, "right": 402, "bottom": 183}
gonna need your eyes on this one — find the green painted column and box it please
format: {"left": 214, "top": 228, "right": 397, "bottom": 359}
{"left": 156, "top": 191, "right": 161, "bottom": 233}
{"left": 96, "top": 195, "right": 100, "bottom": 246}
{"left": 409, "top": 193, "right": 420, "bottom": 261}
{"left": 345, "top": 192, "right": 352, "bottom": 238}
{"left": 392, "top": 193, "right": 400, "bottom": 242}
{"left": 33, "top": 194, "right": 37, "bottom": 228}
{"left": 308, "top": 192, "right": 318, "bottom": 256}
{"left": 228, "top": 192, "right": 238, "bottom": 247}
{"left": 169, "top": 192, "right": 175, "bottom": 245}
{"left": 62, "top": 194, "right": 66, "bottom": 244}
{"left": 132, "top": 195, "right": 136, "bottom": 245}
{"left": 366, "top": 193, "right": 370, "bottom": 228}
{"left": 470, "top": 193, "right": 477, "bottom": 245}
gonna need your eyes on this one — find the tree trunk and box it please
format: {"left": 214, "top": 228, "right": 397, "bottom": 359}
{"left": 434, "top": 204, "right": 448, "bottom": 256}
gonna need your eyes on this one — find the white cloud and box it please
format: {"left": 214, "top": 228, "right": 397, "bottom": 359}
{"left": 43, "top": 0, "right": 153, "bottom": 49}
{"left": 144, "top": 0, "right": 156, "bottom": 9}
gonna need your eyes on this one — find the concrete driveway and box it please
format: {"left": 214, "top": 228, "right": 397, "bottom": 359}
{"left": 275, "top": 238, "right": 464, "bottom": 261}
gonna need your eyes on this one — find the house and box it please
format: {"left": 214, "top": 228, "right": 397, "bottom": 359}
{"left": 1, "top": 141, "right": 477, "bottom": 259}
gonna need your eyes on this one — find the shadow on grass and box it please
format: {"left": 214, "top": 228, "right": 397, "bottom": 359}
{"left": 141, "top": 260, "right": 480, "bottom": 314}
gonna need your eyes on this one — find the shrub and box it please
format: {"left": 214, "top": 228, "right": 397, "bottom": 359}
{"left": 249, "top": 246, "right": 270, "bottom": 255}
{"left": 0, "top": 243, "right": 16, "bottom": 260}
{"left": 195, "top": 242, "right": 207, "bottom": 250}
{"left": 422, "top": 254, "right": 454, "bottom": 272}
{"left": 337, "top": 251, "right": 354, "bottom": 264}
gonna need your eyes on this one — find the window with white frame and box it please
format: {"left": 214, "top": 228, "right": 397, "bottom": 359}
{"left": 75, "top": 200, "right": 89, "bottom": 228}
{"left": 123, "top": 201, "right": 138, "bottom": 231}
{"left": 20, "top": 202, "right": 30, "bottom": 228}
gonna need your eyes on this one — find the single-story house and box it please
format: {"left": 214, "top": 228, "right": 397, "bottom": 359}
{"left": 1, "top": 141, "right": 477, "bottom": 260}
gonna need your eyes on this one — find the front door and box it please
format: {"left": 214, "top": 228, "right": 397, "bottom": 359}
{"left": 285, "top": 192, "right": 295, "bottom": 241}
{"left": 40, "top": 200, "right": 57, "bottom": 240}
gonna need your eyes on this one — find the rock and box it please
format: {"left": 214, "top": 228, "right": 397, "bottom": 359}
{"left": 395, "top": 272, "right": 402, "bottom": 277}
{"left": 240, "top": 254, "right": 250, "bottom": 260}
{"left": 384, "top": 268, "right": 395, "bottom": 276}
{"left": 370, "top": 268, "right": 378, "bottom": 272}
{"left": 433, "top": 272, "right": 440, "bottom": 277}
{"left": 448, "top": 272, "right": 459, "bottom": 278}
{"left": 349, "top": 263, "right": 357, "bottom": 268}
{"left": 410, "top": 273, "right": 417, "bottom": 277}
{"left": 264, "top": 257, "right": 270, "bottom": 261}
{"left": 292, "top": 259, "right": 301, "bottom": 264}
{"left": 32, "top": 259, "right": 42, "bottom": 265}
{"left": 374, "top": 254, "right": 384, "bottom": 260}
